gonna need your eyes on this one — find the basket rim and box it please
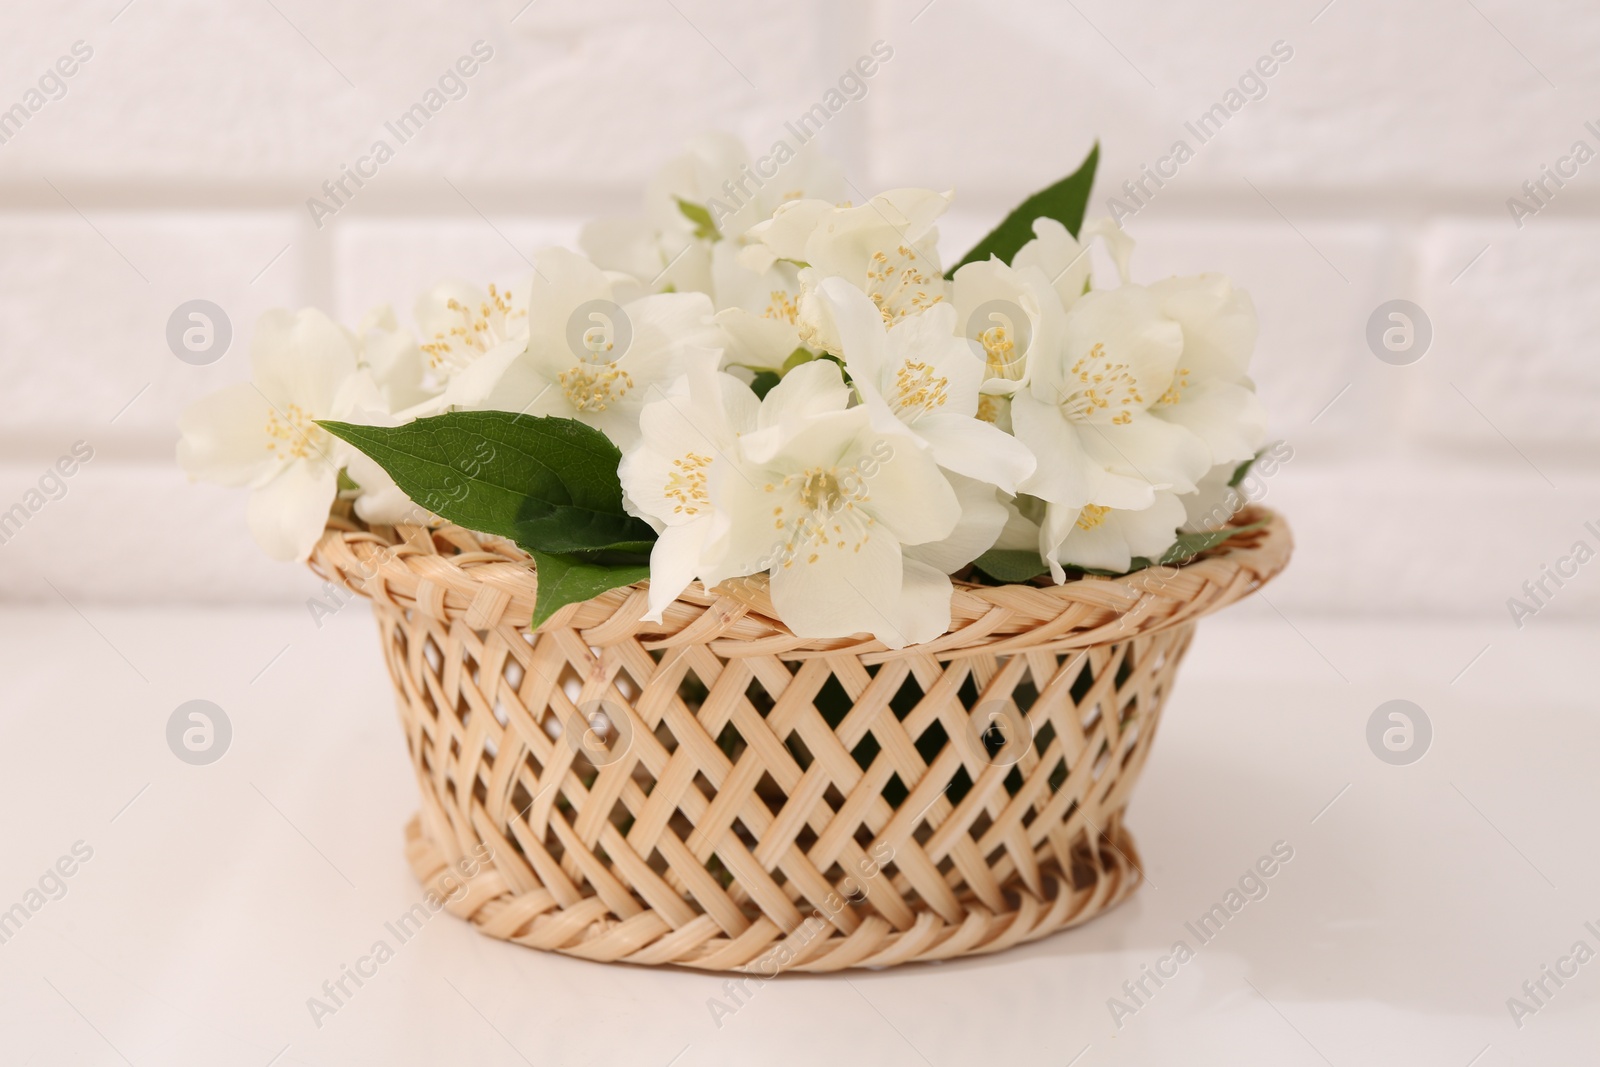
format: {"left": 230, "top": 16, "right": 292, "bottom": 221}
{"left": 309, "top": 505, "right": 1292, "bottom": 661}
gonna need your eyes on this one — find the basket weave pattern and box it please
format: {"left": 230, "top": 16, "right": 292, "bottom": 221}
{"left": 311, "top": 508, "right": 1291, "bottom": 972}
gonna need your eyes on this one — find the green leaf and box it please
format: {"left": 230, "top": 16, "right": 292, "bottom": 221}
{"left": 529, "top": 550, "right": 651, "bottom": 629}
{"left": 947, "top": 142, "right": 1100, "bottom": 277}
{"left": 1229, "top": 449, "right": 1264, "bottom": 488}
{"left": 749, "top": 371, "right": 781, "bottom": 399}
{"left": 780, "top": 347, "right": 815, "bottom": 373}
{"left": 1156, "top": 521, "right": 1265, "bottom": 566}
{"left": 974, "top": 520, "right": 1265, "bottom": 585}
{"left": 319, "top": 413, "right": 656, "bottom": 556}
{"left": 972, "top": 549, "right": 1052, "bottom": 583}
{"left": 675, "top": 197, "right": 721, "bottom": 241}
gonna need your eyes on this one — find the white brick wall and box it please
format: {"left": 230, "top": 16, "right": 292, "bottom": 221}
{"left": 2, "top": 0, "right": 1596, "bottom": 627}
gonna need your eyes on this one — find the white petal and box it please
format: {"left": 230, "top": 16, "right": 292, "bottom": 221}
{"left": 750, "top": 358, "right": 851, "bottom": 440}
{"left": 626, "top": 291, "right": 720, "bottom": 356}
{"left": 894, "top": 559, "right": 954, "bottom": 646}
{"left": 530, "top": 247, "right": 622, "bottom": 326}
{"left": 749, "top": 198, "right": 834, "bottom": 261}
{"left": 1180, "top": 462, "right": 1245, "bottom": 533}
{"left": 1012, "top": 392, "right": 1092, "bottom": 508}
{"left": 914, "top": 412, "right": 1035, "bottom": 495}
{"left": 994, "top": 495, "right": 1045, "bottom": 552}
{"left": 360, "top": 323, "right": 433, "bottom": 412}
{"left": 251, "top": 308, "right": 358, "bottom": 412}
{"left": 820, "top": 276, "right": 891, "bottom": 389}
{"left": 850, "top": 427, "right": 960, "bottom": 547}
{"left": 1081, "top": 217, "right": 1136, "bottom": 286}
{"left": 905, "top": 473, "right": 1007, "bottom": 573}
{"left": 643, "top": 523, "right": 710, "bottom": 622}
{"left": 246, "top": 461, "right": 338, "bottom": 562}
{"left": 768, "top": 511, "right": 903, "bottom": 643}
{"left": 1051, "top": 515, "right": 1133, "bottom": 574}
{"left": 444, "top": 338, "right": 545, "bottom": 411}
{"left": 1079, "top": 414, "right": 1210, "bottom": 495}
{"left": 1151, "top": 274, "right": 1258, "bottom": 379}
{"left": 350, "top": 452, "right": 425, "bottom": 526}
{"left": 1154, "top": 378, "right": 1267, "bottom": 466}
{"left": 1012, "top": 217, "right": 1092, "bottom": 311}
{"left": 1115, "top": 492, "right": 1187, "bottom": 560}
{"left": 714, "top": 308, "right": 803, "bottom": 372}
{"left": 176, "top": 382, "right": 281, "bottom": 488}
{"left": 1050, "top": 492, "right": 1185, "bottom": 575}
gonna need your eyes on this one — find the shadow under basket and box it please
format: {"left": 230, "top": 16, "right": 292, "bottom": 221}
{"left": 310, "top": 507, "right": 1291, "bottom": 974}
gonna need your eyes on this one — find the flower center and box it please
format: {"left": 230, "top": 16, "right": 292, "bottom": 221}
{"left": 420, "top": 284, "right": 524, "bottom": 371}
{"left": 1075, "top": 504, "right": 1112, "bottom": 531}
{"left": 1057, "top": 342, "right": 1145, "bottom": 425}
{"left": 663, "top": 452, "right": 712, "bottom": 516}
{"left": 892, "top": 358, "right": 949, "bottom": 416}
{"left": 976, "top": 395, "right": 1008, "bottom": 424}
{"left": 979, "top": 323, "right": 1025, "bottom": 382}
{"left": 559, "top": 363, "right": 635, "bottom": 413}
{"left": 1159, "top": 367, "right": 1191, "bottom": 406}
{"left": 767, "top": 464, "right": 874, "bottom": 567}
{"left": 763, "top": 289, "right": 799, "bottom": 325}
{"left": 264, "top": 402, "right": 326, "bottom": 461}
{"left": 865, "top": 245, "right": 944, "bottom": 326}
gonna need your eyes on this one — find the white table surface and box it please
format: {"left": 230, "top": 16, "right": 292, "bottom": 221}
{"left": 1, "top": 602, "right": 1594, "bottom": 1066}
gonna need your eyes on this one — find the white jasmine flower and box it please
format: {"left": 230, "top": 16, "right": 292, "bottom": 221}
{"left": 1010, "top": 217, "right": 1093, "bottom": 312}
{"left": 413, "top": 279, "right": 529, "bottom": 379}
{"left": 1011, "top": 284, "right": 1209, "bottom": 517}
{"left": 618, "top": 363, "right": 754, "bottom": 621}
{"left": 819, "top": 276, "right": 1035, "bottom": 493}
{"left": 621, "top": 360, "right": 961, "bottom": 648}
{"left": 442, "top": 248, "right": 722, "bottom": 451}
{"left": 1146, "top": 274, "right": 1268, "bottom": 466}
{"left": 177, "top": 308, "right": 370, "bottom": 561}
{"left": 999, "top": 491, "right": 1185, "bottom": 577}
{"left": 951, "top": 255, "right": 1064, "bottom": 407}
{"left": 1009, "top": 216, "right": 1133, "bottom": 312}
{"left": 743, "top": 188, "right": 954, "bottom": 354}
{"left": 354, "top": 304, "right": 434, "bottom": 413}
{"left": 1045, "top": 493, "right": 1185, "bottom": 574}
{"left": 582, "top": 132, "right": 844, "bottom": 295}
{"left": 710, "top": 242, "right": 807, "bottom": 373}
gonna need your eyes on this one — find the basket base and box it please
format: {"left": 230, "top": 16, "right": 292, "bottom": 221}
{"left": 402, "top": 812, "right": 1146, "bottom": 974}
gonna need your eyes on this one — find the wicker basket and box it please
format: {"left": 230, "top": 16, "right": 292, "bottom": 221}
{"left": 309, "top": 506, "right": 1291, "bottom": 973}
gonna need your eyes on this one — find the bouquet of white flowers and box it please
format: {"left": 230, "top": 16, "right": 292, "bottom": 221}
{"left": 180, "top": 135, "right": 1268, "bottom": 650}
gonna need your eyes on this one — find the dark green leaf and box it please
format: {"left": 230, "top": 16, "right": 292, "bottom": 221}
{"left": 972, "top": 549, "right": 1051, "bottom": 583}
{"left": 1157, "top": 521, "right": 1265, "bottom": 566}
{"left": 1076, "top": 561, "right": 1144, "bottom": 577}
{"left": 947, "top": 142, "right": 1099, "bottom": 277}
{"left": 675, "top": 197, "right": 721, "bottom": 241}
{"left": 1229, "top": 449, "right": 1266, "bottom": 488}
{"left": 319, "top": 412, "right": 656, "bottom": 556}
{"left": 975, "top": 519, "right": 1264, "bottom": 585}
{"left": 749, "top": 371, "right": 781, "bottom": 399}
{"left": 530, "top": 550, "right": 651, "bottom": 629}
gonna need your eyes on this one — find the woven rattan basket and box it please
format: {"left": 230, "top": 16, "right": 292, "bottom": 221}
{"left": 310, "top": 506, "right": 1290, "bottom": 973}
